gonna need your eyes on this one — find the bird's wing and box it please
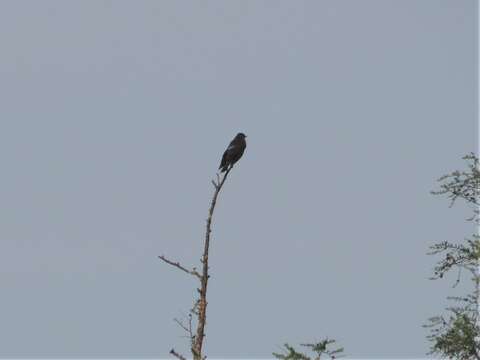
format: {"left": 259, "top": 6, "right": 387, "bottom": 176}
{"left": 219, "top": 150, "right": 229, "bottom": 169}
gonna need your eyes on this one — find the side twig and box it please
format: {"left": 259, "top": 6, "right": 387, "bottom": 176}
{"left": 170, "top": 348, "right": 187, "bottom": 360}
{"left": 158, "top": 255, "right": 202, "bottom": 279}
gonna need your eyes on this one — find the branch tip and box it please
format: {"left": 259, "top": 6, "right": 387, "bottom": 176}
{"left": 170, "top": 348, "right": 187, "bottom": 360}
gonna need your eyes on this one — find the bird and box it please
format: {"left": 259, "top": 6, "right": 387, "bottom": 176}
{"left": 219, "top": 133, "right": 247, "bottom": 172}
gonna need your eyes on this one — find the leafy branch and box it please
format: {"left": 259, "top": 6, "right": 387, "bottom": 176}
{"left": 425, "top": 153, "right": 480, "bottom": 360}
{"left": 273, "top": 339, "right": 344, "bottom": 360}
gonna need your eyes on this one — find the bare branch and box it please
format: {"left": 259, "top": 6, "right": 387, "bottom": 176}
{"left": 162, "top": 164, "right": 235, "bottom": 360}
{"left": 170, "top": 348, "right": 187, "bottom": 360}
{"left": 174, "top": 318, "right": 191, "bottom": 334}
{"left": 158, "top": 255, "right": 202, "bottom": 279}
{"left": 192, "top": 167, "right": 232, "bottom": 359}
{"left": 188, "top": 313, "right": 194, "bottom": 340}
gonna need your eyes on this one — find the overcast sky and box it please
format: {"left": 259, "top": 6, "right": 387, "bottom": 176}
{"left": 0, "top": 1, "right": 477, "bottom": 358}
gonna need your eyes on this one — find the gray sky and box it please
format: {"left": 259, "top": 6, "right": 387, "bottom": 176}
{"left": 0, "top": 0, "right": 477, "bottom": 358}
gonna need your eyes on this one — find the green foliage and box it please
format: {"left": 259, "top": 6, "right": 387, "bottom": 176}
{"left": 426, "top": 310, "right": 479, "bottom": 360}
{"left": 432, "top": 153, "right": 479, "bottom": 203}
{"left": 431, "top": 152, "right": 479, "bottom": 220}
{"left": 425, "top": 153, "right": 480, "bottom": 360}
{"left": 273, "top": 339, "right": 344, "bottom": 360}
{"left": 273, "top": 344, "right": 310, "bottom": 360}
{"left": 428, "top": 236, "right": 480, "bottom": 284}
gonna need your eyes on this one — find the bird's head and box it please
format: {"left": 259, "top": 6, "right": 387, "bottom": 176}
{"left": 236, "top": 132, "right": 247, "bottom": 139}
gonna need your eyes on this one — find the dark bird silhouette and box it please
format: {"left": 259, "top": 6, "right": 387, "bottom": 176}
{"left": 219, "top": 133, "right": 247, "bottom": 172}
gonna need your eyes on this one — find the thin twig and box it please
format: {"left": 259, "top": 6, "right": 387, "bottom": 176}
{"left": 170, "top": 348, "right": 187, "bottom": 360}
{"left": 188, "top": 313, "right": 194, "bottom": 341}
{"left": 174, "top": 318, "right": 190, "bottom": 334}
{"left": 175, "top": 313, "right": 196, "bottom": 351}
{"left": 158, "top": 255, "right": 202, "bottom": 279}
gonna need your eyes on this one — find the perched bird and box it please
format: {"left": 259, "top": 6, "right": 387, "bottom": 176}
{"left": 219, "top": 133, "right": 247, "bottom": 172}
